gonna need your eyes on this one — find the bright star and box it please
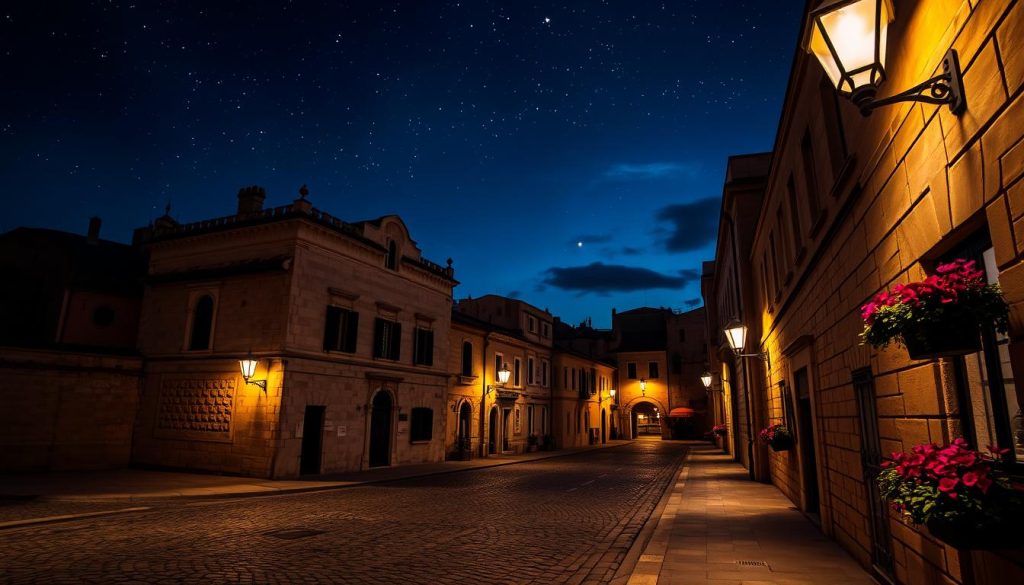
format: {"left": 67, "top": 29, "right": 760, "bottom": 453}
{"left": 577, "top": 241, "right": 583, "bottom": 248}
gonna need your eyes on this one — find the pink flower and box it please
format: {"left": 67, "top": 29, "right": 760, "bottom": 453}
{"left": 938, "top": 477, "right": 959, "bottom": 496}
{"left": 961, "top": 471, "right": 979, "bottom": 487}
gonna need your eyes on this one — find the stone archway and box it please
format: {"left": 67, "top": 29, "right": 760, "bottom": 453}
{"left": 631, "top": 401, "right": 663, "bottom": 437}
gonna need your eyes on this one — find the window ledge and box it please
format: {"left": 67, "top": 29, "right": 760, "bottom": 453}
{"left": 458, "top": 375, "right": 478, "bottom": 385}
{"left": 410, "top": 440, "right": 431, "bottom": 445}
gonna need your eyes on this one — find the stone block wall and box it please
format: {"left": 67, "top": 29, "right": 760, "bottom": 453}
{"left": 0, "top": 347, "right": 142, "bottom": 471}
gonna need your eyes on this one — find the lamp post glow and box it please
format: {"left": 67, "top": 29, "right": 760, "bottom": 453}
{"left": 610, "top": 388, "right": 616, "bottom": 400}
{"left": 806, "top": 0, "right": 965, "bottom": 116}
{"left": 724, "top": 320, "right": 747, "bottom": 353}
{"left": 488, "top": 362, "right": 512, "bottom": 394}
{"left": 238, "top": 355, "right": 267, "bottom": 393}
{"left": 700, "top": 372, "right": 713, "bottom": 390}
{"left": 639, "top": 378, "right": 647, "bottom": 396}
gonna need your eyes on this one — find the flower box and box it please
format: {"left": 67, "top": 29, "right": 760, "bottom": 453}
{"left": 758, "top": 424, "right": 793, "bottom": 452}
{"left": 860, "top": 259, "right": 1007, "bottom": 360}
{"left": 878, "top": 439, "right": 1024, "bottom": 551}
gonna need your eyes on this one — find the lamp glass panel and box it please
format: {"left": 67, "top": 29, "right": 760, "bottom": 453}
{"left": 724, "top": 324, "right": 747, "bottom": 351}
{"left": 818, "top": 0, "right": 883, "bottom": 92}
{"left": 610, "top": 389, "right": 616, "bottom": 397}
{"left": 701, "top": 373, "right": 713, "bottom": 389}
{"left": 639, "top": 379, "right": 647, "bottom": 390}
{"left": 497, "top": 365, "right": 511, "bottom": 384}
{"left": 808, "top": 21, "right": 843, "bottom": 88}
{"left": 240, "top": 359, "right": 258, "bottom": 379}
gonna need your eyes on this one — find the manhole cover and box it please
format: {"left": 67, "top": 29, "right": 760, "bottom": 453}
{"left": 265, "top": 528, "right": 326, "bottom": 540}
{"left": 736, "top": 560, "right": 770, "bottom": 568}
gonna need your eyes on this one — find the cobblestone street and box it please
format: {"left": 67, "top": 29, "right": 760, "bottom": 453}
{"left": 0, "top": 440, "right": 684, "bottom": 584}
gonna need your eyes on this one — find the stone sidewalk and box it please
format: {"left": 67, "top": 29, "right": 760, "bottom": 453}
{"left": 624, "top": 443, "right": 876, "bottom": 585}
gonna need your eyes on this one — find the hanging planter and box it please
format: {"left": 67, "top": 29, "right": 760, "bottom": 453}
{"left": 758, "top": 424, "right": 794, "bottom": 452}
{"left": 860, "top": 259, "right": 1007, "bottom": 359}
{"left": 878, "top": 439, "right": 1024, "bottom": 551}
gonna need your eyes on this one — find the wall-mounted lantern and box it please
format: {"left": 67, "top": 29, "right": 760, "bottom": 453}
{"left": 487, "top": 362, "right": 512, "bottom": 395}
{"left": 239, "top": 354, "right": 267, "bottom": 393}
{"left": 639, "top": 378, "right": 647, "bottom": 396}
{"left": 724, "top": 320, "right": 769, "bottom": 363}
{"left": 700, "top": 372, "right": 713, "bottom": 391}
{"left": 806, "top": 0, "right": 965, "bottom": 116}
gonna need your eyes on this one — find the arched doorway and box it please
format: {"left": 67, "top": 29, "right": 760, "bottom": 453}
{"left": 601, "top": 409, "right": 607, "bottom": 443}
{"left": 632, "top": 402, "right": 661, "bottom": 436}
{"left": 457, "top": 402, "right": 471, "bottom": 448}
{"left": 369, "top": 391, "right": 393, "bottom": 467}
{"left": 488, "top": 406, "right": 498, "bottom": 455}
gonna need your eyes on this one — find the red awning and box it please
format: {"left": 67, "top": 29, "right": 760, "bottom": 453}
{"left": 668, "top": 407, "right": 695, "bottom": 418}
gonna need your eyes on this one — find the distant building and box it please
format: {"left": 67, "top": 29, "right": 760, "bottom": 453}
{"left": 131, "top": 186, "right": 457, "bottom": 478}
{"left": 450, "top": 295, "right": 553, "bottom": 455}
{"left": 0, "top": 219, "right": 145, "bottom": 470}
{"left": 610, "top": 306, "right": 708, "bottom": 440}
{"left": 551, "top": 319, "right": 617, "bottom": 447}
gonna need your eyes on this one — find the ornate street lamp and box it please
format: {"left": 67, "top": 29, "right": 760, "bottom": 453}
{"left": 487, "top": 362, "right": 512, "bottom": 394}
{"left": 701, "top": 372, "right": 713, "bottom": 391}
{"left": 239, "top": 354, "right": 267, "bottom": 393}
{"left": 806, "top": 0, "right": 965, "bottom": 116}
{"left": 724, "top": 319, "right": 769, "bottom": 362}
{"left": 639, "top": 378, "right": 647, "bottom": 396}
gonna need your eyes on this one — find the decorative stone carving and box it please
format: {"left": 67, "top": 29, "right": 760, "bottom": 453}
{"left": 157, "top": 378, "right": 235, "bottom": 439}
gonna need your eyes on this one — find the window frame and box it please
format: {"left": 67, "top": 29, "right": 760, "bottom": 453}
{"left": 185, "top": 291, "right": 217, "bottom": 352}
{"left": 409, "top": 407, "right": 433, "bottom": 442}
{"left": 323, "top": 305, "right": 359, "bottom": 354}
{"left": 373, "top": 317, "right": 402, "bottom": 361}
{"left": 413, "top": 326, "right": 434, "bottom": 366}
{"left": 626, "top": 362, "right": 637, "bottom": 380}
{"left": 648, "top": 361, "right": 660, "bottom": 379}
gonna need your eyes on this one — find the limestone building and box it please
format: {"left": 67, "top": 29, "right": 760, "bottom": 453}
{"left": 131, "top": 186, "right": 456, "bottom": 478}
{"left": 449, "top": 295, "right": 553, "bottom": 455}
{"left": 551, "top": 319, "right": 617, "bottom": 448}
{"left": 704, "top": 1, "right": 1024, "bottom": 582}
{"left": 0, "top": 220, "right": 145, "bottom": 470}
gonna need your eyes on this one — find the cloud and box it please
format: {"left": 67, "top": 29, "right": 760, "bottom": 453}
{"left": 684, "top": 297, "right": 702, "bottom": 308}
{"left": 541, "top": 262, "right": 697, "bottom": 295}
{"left": 656, "top": 197, "right": 720, "bottom": 252}
{"left": 507, "top": 290, "right": 521, "bottom": 299}
{"left": 621, "top": 247, "right": 643, "bottom": 256}
{"left": 604, "top": 162, "right": 698, "bottom": 180}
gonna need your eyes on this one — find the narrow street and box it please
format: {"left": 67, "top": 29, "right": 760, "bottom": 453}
{"left": 0, "top": 440, "right": 685, "bottom": 584}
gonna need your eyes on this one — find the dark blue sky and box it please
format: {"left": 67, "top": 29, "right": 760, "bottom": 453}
{"left": 1, "top": 1, "right": 803, "bottom": 328}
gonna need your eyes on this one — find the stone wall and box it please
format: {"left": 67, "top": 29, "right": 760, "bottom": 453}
{"left": 0, "top": 347, "right": 142, "bottom": 470}
{"left": 748, "top": 1, "right": 1024, "bottom": 583}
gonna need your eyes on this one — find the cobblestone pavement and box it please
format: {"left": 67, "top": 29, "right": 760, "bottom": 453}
{"left": 0, "top": 440, "right": 685, "bottom": 585}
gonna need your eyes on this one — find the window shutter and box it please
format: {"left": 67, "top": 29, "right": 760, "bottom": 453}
{"left": 424, "top": 330, "right": 434, "bottom": 366}
{"left": 373, "top": 318, "right": 385, "bottom": 358}
{"left": 391, "top": 322, "right": 402, "bottom": 360}
{"left": 323, "top": 306, "right": 341, "bottom": 351}
{"left": 344, "top": 310, "right": 359, "bottom": 353}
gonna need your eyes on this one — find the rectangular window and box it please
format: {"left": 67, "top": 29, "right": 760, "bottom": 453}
{"left": 514, "top": 358, "right": 522, "bottom": 387}
{"left": 527, "top": 314, "right": 537, "bottom": 333}
{"left": 787, "top": 175, "right": 804, "bottom": 255}
{"left": 590, "top": 368, "right": 597, "bottom": 393}
{"left": 801, "top": 129, "right": 822, "bottom": 221}
{"left": 413, "top": 327, "right": 434, "bottom": 366}
{"left": 626, "top": 362, "right": 637, "bottom": 379}
{"left": 579, "top": 369, "right": 586, "bottom": 393}
{"left": 528, "top": 357, "right": 535, "bottom": 385}
{"left": 542, "top": 360, "right": 549, "bottom": 387}
{"left": 563, "top": 366, "right": 568, "bottom": 388}
{"left": 527, "top": 405, "right": 535, "bottom": 435}
{"left": 541, "top": 322, "right": 550, "bottom": 338}
{"left": 678, "top": 329, "right": 686, "bottom": 342}
{"left": 648, "top": 362, "right": 660, "bottom": 379}
{"left": 323, "top": 306, "right": 359, "bottom": 353}
{"left": 571, "top": 367, "right": 576, "bottom": 389}
{"left": 777, "top": 207, "right": 791, "bottom": 265}
{"left": 495, "top": 353, "right": 503, "bottom": 380}
{"left": 410, "top": 407, "right": 433, "bottom": 442}
{"left": 769, "top": 233, "right": 781, "bottom": 297}
{"left": 373, "top": 318, "right": 401, "bottom": 360}
{"left": 541, "top": 407, "right": 548, "bottom": 435}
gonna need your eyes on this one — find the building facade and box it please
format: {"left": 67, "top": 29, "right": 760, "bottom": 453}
{"left": 0, "top": 221, "right": 144, "bottom": 471}
{"left": 705, "top": 1, "right": 1024, "bottom": 583}
{"left": 132, "top": 186, "right": 457, "bottom": 478}
{"left": 450, "top": 295, "right": 553, "bottom": 455}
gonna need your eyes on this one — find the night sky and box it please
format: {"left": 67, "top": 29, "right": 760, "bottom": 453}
{"left": 1, "top": 1, "right": 804, "bottom": 328}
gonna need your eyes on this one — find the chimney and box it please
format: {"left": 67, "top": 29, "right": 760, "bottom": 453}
{"left": 237, "top": 185, "right": 266, "bottom": 215}
{"left": 87, "top": 217, "right": 102, "bottom": 243}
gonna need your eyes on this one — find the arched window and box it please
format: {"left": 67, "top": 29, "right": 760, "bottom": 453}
{"left": 461, "top": 341, "right": 473, "bottom": 376}
{"left": 188, "top": 295, "right": 215, "bottom": 350}
{"left": 385, "top": 240, "right": 398, "bottom": 270}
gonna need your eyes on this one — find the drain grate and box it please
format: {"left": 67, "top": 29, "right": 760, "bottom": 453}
{"left": 736, "top": 560, "right": 770, "bottom": 568}
{"left": 265, "top": 528, "right": 326, "bottom": 540}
